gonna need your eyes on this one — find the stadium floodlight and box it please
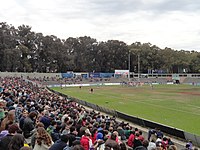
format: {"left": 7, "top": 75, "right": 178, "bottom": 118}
{"left": 128, "top": 53, "right": 131, "bottom": 81}
{"left": 138, "top": 54, "right": 140, "bottom": 82}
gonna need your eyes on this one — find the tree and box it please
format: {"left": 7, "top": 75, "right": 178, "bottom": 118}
{"left": 0, "top": 22, "right": 200, "bottom": 73}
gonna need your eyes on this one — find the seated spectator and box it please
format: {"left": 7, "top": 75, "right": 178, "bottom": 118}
{"left": 8, "top": 134, "right": 26, "bottom": 150}
{"left": 143, "top": 140, "right": 149, "bottom": 149}
{"left": 105, "top": 133, "right": 120, "bottom": 150}
{"left": 127, "top": 130, "right": 135, "bottom": 147}
{"left": 161, "top": 137, "right": 168, "bottom": 150}
{"left": 33, "top": 127, "right": 54, "bottom": 150}
{"left": 147, "top": 138, "right": 156, "bottom": 150}
{"left": 20, "top": 146, "right": 31, "bottom": 150}
{"left": 117, "top": 126, "right": 126, "bottom": 141}
{"left": 72, "top": 145, "right": 84, "bottom": 150}
{"left": 31, "top": 122, "right": 45, "bottom": 149}
{"left": 96, "top": 128, "right": 104, "bottom": 141}
{"left": 49, "top": 134, "right": 69, "bottom": 150}
{"left": 0, "top": 123, "right": 21, "bottom": 150}
{"left": 167, "top": 138, "right": 174, "bottom": 146}
{"left": 67, "top": 126, "right": 79, "bottom": 147}
{"left": 120, "top": 142, "right": 127, "bottom": 150}
{"left": 168, "top": 145, "right": 177, "bottom": 150}
{"left": 62, "top": 119, "right": 73, "bottom": 134}
{"left": 22, "top": 111, "right": 37, "bottom": 142}
{"left": 124, "top": 126, "right": 131, "bottom": 139}
{"left": 80, "top": 131, "right": 92, "bottom": 150}
{"left": 138, "top": 130, "right": 145, "bottom": 142}
{"left": 51, "top": 125, "right": 62, "bottom": 142}
{"left": 47, "top": 120, "right": 57, "bottom": 134}
{"left": 0, "top": 129, "right": 8, "bottom": 140}
{"left": 134, "top": 140, "right": 149, "bottom": 150}
{"left": 186, "top": 140, "right": 193, "bottom": 150}
{"left": 133, "top": 132, "right": 143, "bottom": 149}
{"left": 19, "top": 109, "right": 28, "bottom": 130}
{"left": 0, "top": 110, "right": 15, "bottom": 132}
{"left": 91, "top": 128, "right": 98, "bottom": 144}
{"left": 40, "top": 110, "right": 51, "bottom": 129}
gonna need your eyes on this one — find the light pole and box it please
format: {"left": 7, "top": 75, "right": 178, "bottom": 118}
{"left": 128, "top": 53, "right": 130, "bottom": 81}
{"left": 138, "top": 54, "right": 140, "bottom": 82}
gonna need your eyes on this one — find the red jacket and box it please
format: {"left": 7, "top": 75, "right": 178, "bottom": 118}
{"left": 80, "top": 136, "right": 90, "bottom": 150}
{"left": 138, "top": 135, "right": 144, "bottom": 142}
{"left": 127, "top": 134, "right": 135, "bottom": 147}
{"left": 91, "top": 132, "right": 97, "bottom": 144}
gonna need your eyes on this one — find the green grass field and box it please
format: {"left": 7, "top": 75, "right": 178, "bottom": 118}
{"left": 52, "top": 84, "right": 200, "bottom": 136}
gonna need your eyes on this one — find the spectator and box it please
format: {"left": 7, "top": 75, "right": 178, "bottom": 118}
{"left": 40, "top": 110, "right": 51, "bottom": 129}
{"left": 138, "top": 130, "right": 145, "bottom": 142}
{"left": 33, "top": 127, "right": 53, "bottom": 150}
{"left": 47, "top": 120, "right": 57, "bottom": 135}
{"left": 185, "top": 140, "right": 193, "bottom": 150}
{"left": 80, "top": 132, "right": 92, "bottom": 150}
{"left": 51, "top": 125, "right": 62, "bottom": 142}
{"left": 67, "top": 126, "right": 79, "bottom": 147}
{"left": 0, "top": 99, "right": 6, "bottom": 120}
{"left": 20, "top": 146, "right": 31, "bottom": 150}
{"left": 31, "top": 122, "right": 45, "bottom": 149}
{"left": 134, "top": 140, "right": 149, "bottom": 150}
{"left": 156, "top": 129, "right": 163, "bottom": 139}
{"left": 0, "top": 123, "right": 21, "bottom": 150}
{"left": 117, "top": 126, "right": 126, "bottom": 141}
{"left": 62, "top": 119, "right": 73, "bottom": 134}
{"left": 90, "top": 128, "right": 98, "bottom": 144}
{"left": 168, "top": 145, "right": 177, "bottom": 150}
{"left": 133, "top": 132, "right": 143, "bottom": 149}
{"left": 0, "top": 110, "right": 15, "bottom": 131}
{"left": 127, "top": 130, "right": 135, "bottom": 147}
{"left": 19, "top": 109, "right": 28, "bottom": 130}
{"left": 147, "top": 138, "right": 156, "bottom": 150}
{"left": 120, "top": 142, "right": 127, "bottom": 150}
{"left": 15, "top": 102, "right": 23, "bottom": 123}
{"left": 161, "top": 137, "right": 168, "bottom": 150}
{"left": 22, "top": 111, "right": 37, "bottom": 140}
{"left": 49, "top": 134, "right": 69, "bottom": 150}
{"left": 143, "top": 140, "right": 149, "bottom": 149}
{"left": 124, "top": 126, "right": 131, "bottom": 139}
{"left": 0, "top": 121, "right": 13, "bottom": 140}
{"left": 8, "top": 134, "right": 26, "bottom": 150}
{"left": 148, "top": 129, "right": 157, "bottom": 141}
{"left": 72, "top": 145, "right": 84, "bottom": 150}
{"left": 105, "top": 133, "right": 120, "bottom": 150}
{"left": 0, "top": 129, "right": 8, "bottom": 140}
{"left": 96, "top": 128, "right": 104, "bottom": 141}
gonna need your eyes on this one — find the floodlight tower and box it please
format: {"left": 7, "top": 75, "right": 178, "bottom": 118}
{"left": 128, "top": 53, "right": 130, "bottom": 81}
{"left": 138, "top": 54, "right": 140, "bottom": 82}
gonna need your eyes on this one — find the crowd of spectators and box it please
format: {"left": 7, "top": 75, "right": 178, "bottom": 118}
{"left": 0, "top": 77, "right": 198, "bottom": 150}
{"left": 27, "top": 76, "right": 112, "bottom": 86}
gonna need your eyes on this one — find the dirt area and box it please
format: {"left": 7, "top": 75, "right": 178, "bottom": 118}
{"left": 179, "top": 92, "right": 200, "bottom": 96}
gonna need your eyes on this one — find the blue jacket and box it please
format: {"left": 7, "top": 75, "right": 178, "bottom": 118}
{"left": 40, "top": 115, "right": 51, "bottom": 129}
{"left": 49, "top": 139, "right": 67, "bottom": 150}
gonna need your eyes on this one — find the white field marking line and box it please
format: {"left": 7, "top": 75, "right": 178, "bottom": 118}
{"left": 92, "top": 92, "right": 200, "bottom": 116}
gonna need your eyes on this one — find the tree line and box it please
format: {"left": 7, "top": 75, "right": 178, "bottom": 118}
{"left": 0, "top": 22, "right": 200, "bottom": 73}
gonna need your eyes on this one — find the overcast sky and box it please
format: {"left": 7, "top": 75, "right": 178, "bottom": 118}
{"left": 1, "top": 0, "right": 200, "bottom": 51}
